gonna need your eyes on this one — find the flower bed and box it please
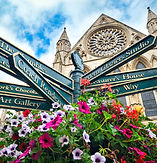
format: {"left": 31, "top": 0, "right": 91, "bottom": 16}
{"left": 0, "top": 89, "right": 157, "bottom": 163}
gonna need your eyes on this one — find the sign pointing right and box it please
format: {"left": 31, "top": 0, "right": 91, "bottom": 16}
{"left": 83, "top": 35, "right": 157, "bottom": 81}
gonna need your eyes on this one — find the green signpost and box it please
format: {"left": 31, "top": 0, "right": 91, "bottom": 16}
{"left": 0, "top": 34, "right": 157, "bottom": 112}
{"left": 86, "top": 76, "right": 157, "bottom": 97}
{"left": 10, "top": 53, "right": 72, "bottom": 105}
{"left": 0, "top": 93, "right": 51, "bottom": 110}
{"left": 87, "top": 67, "right": 157, "bottom": 88}
{"left": 0, "top": 81, "right": 43, "bottom": 99}
{"left": 83, "top": 35, "right": 157, "bottom": 81}
{"left": 0, "top": 37, "right": 73, "bottom": 91}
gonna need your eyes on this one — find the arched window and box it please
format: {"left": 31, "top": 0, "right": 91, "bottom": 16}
{"left": 114, "top": 69, "right": 127, "bottom": 106}
{"left": 136, "top": 62, "right": 157, "bottom": 116}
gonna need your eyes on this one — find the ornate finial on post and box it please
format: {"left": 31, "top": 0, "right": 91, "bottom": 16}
{"left": 70, "top": 51, "right": 84, "bottom": 103}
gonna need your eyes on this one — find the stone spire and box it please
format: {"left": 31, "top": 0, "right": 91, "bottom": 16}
{"left": 56, "top": 27, "right": 71, "bottom": 52}
{"left": 58, "top": 27, "right": 70, "bottom": 41}
{"left": 147, "top": 7, "right": 157, "bottom": 35}
{"left": 53, "top": 27, "right": 71, "bottom": 72}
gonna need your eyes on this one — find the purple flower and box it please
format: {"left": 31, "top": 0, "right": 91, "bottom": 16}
{"left": 8, "top": 144, "right": 18, "bottom": 151}
{"left": 10, "top": 119, "right": 19, "bottom": 127}
{"left": 52, "top": 102, "right": 60, "bottom": 109}
{"left": 72, "top": 148, "right": 83, "bottom": 160}
{"left": 70, "top": 126, "right": 77, "bottom": 133}
{"left": 17, "top": 115, "right": 25, "bottom": 121}
{"left": 63, "top": 105, "right": 74, "bottom": 111}
{"left": 18, "top": 128, "right": 27, "bottom": 137}
{"left": 91, "top": 152, "right": 106, "bottom": 163}
{"left": 56, "top": 110, "right": 65, "bottom": 117}
{"left": 40, "top": 112, "right": 50, "bottom": 121}
{"left": 88, "top": 97, "right": 95, "bottom": 105}
{"left": 147, "top": 129, "right": 156, "bottom": 139}
{"left": 59, "top": 135, "right": 69, "bottom": 147}
{"left": 83, "top": 130, "right": 90, "bottom": 143}
{"left": 38, "top": 124, "right": 49, "bottom": 132}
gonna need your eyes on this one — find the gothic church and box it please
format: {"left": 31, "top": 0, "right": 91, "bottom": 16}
{"left": 53, "top": 8, "right": 157, "bottom": 118}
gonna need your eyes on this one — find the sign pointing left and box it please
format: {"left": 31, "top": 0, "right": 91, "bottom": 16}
{"left": 10, "top": 52, "right": 72, "bottom": 105}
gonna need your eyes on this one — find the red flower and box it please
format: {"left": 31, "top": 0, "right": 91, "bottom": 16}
{"left": 12, "top": 133, "right": 20, "bottom": 141}
{"left": 46, "top": 115, "right": 62, "bottom": 130}
{"left": 0, "top": 144, "right": 4, "bottom": 149}
{"left": 23, "top": 109, "right": 30, "bottom": 117}
{"left": 96, "top": 104, "right": 108, "bottom": 114}
{"left": 77, "top": 101, "right": 91, "bottom": 114}
{"left": 32, "top": 151, "right": 42, "bottom": 160}
{"left": 39, "top": 133, "right": 53, "bottom": 148}
{"left": 19, "top": 142, "right": 28, "bottom": 151}
{"left": 112, "top": 114, "right": 116, "bottom": 119}
{"left": 122, "top": 128, "right": 133, "bottom": 139}
{"left": 125, "top": 107, "right": 139, "bottom": 121}
{"left": 74, "top": 114, "right": 82, "bottom": 129}
{"left": 112, "top": 99, "right": 122, "bottom": 114}
{"left": 81, "top": 79, "right": 90, "bottom": 86}
{"left": 100, "top": 83, "right": 113, "bottom": 93}
{"left": 18, "top": 124, "right": 22, "bottom": 128}
{"left": 121, "top": 159, "right": 127, "bottom": 163}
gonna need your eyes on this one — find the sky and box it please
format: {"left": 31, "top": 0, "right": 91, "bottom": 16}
{"left": 0, "top": 0, "right": 157, "bottom": 83}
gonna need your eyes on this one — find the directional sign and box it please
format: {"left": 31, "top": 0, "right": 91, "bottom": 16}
{"left": 0, "top": 81, "right": 43, "bottom": 99}
{"left": 0, "top": 93, "right": 51, "bottom": 111}
{"left": 0, "top": 51, "right": 19, "bottom": 79}
{"left": 83, "top": 35, "right": 157, "bottom": 81}
{"left": 87, "top": 76, "right": 157, "bottom": 97}
{"left": 86, "top": 67, "right": 157, "bottom": 88}
{"left": 0, "top": 37, "right": 73, "bottom": 91}
{"left": 10, "top": 53, "right": 72, "bottom": 105}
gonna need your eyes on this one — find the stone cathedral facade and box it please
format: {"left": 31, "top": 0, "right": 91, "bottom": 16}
{"left": 53, "top": 8, "right": 157, "bottom": 118}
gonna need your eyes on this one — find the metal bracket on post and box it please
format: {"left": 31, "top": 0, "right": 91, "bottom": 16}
{"left": 70, "top": 51, "right": 84, "bottom": 103}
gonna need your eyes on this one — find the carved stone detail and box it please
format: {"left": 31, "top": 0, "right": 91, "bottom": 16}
{"left": 87, "top": 27, "right": 127, "bottom": 57}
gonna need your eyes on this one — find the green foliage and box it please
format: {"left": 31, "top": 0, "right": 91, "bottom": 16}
{"left": 0, "top": 91, "right": 157, "bottom": 163}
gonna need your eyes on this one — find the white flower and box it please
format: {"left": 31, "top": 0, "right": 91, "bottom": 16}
{"left": 63, "top": 105, "right": 74, "bottom": 111}
{"left": 70, "top": 126, "right": 77, "bottom": 133}
{"left": 91, "top": 152, "right": 106, "bottom": 163}
{"left": 72, "top": 148, "right": 83, "bottom": 160}
{"left": 18, "top": 128, "right": 27, "bottom": 137}
{"left": 120, "top": 107, "right": 125, "bottom": 114}
{"left": 38, "top": 124, "right": 49, "bottom": 132}
{"left": 59, "top": 135, "right": 69, "bottom": 147}
{"left": 147, "top": 129, "right": 157, "bottom": 139}
{"left": 83, "top": 130, "right": 90, "bottom": 143}
{"left": 56, "top": 110, "right": 65, "bottom": 117}
{"left": 17, "top": 115, "right": 25, "bottom": 121}
{"left": 52, "top": 102, "right": 60, "bottom": 108}
{"left": 40, "top": 112, "right": 50, "bottom": 121}
{"left": 10, "top": 119, "right": 19, "bottom": 127}
{"left": 88, "top": 97, "right": 95, "bottom": 105}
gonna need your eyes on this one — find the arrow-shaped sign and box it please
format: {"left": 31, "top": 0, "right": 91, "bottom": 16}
{"left": 86, "top": 76, "right": 157, "bottom": 97}
{"left": 86, "top": 67, "right": 157, "bottom": 88}
{"left": 0, "top": 93, "right": 51, "bottom": 111}
{"left": 0, "top": 37, "right": 73, "bottom": 91}
{"left": 10, "top": 53, "right": 72, "bottom": 105}
{"left": 0, "top": 81, "right": 43, "bottom": 99}
{"left": 83, "top": 35, "right": 157, "bottom": 81}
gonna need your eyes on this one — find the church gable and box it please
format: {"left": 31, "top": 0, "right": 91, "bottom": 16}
{"left": 68, "top": 14, "right": 146, "bottom": 65}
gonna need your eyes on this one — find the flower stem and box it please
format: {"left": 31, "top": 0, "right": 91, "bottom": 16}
{"left": 89, "top": 118, "right": 106, "bottom": 134}
{"left": 119, "top": 119, "right": 128, "bottom": 129}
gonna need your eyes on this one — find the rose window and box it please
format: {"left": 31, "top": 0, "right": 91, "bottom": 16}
{"left": 87, "top": 28, "right": 127, "bottom": 57}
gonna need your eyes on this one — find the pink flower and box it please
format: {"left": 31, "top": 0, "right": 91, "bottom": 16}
{"left": 77, "top": 101, "right": 91, "bottom": 114}
{"left": 144, "top": 161, "right": 156, "bottom": 163}
{"left": 128, "top": 147, "right": 147, "bottom": 157}
{"left": 19, "top": 147, "right": 31, "bottom": 159}
{"left": 114, "top": 125, "right": 123, "bottom": 132}
{"left": 122, "top": 128, "right": 133, "bottom": 139}
{"left": 46, "top": 115, "right": 62, "bottom": 130}
{"left": 32, "top": 152, "right": 41, "bottom": 160}
{"left": 130, "top": 124, "right": 139, "bottom": 129}
{"left": 29, "top": 140, "right": 36, "bottom": 149}
{"left": 96, "top": 104, "right": 107, "bottom": 114}
{"left": 39, "top": 133, "right": 53, "bottom": 148}
{"left": 74, "top": 114, "right": 82, "bottom": 129}
{"left": 12, "top": 159, "right": 22, "bottom": 163}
